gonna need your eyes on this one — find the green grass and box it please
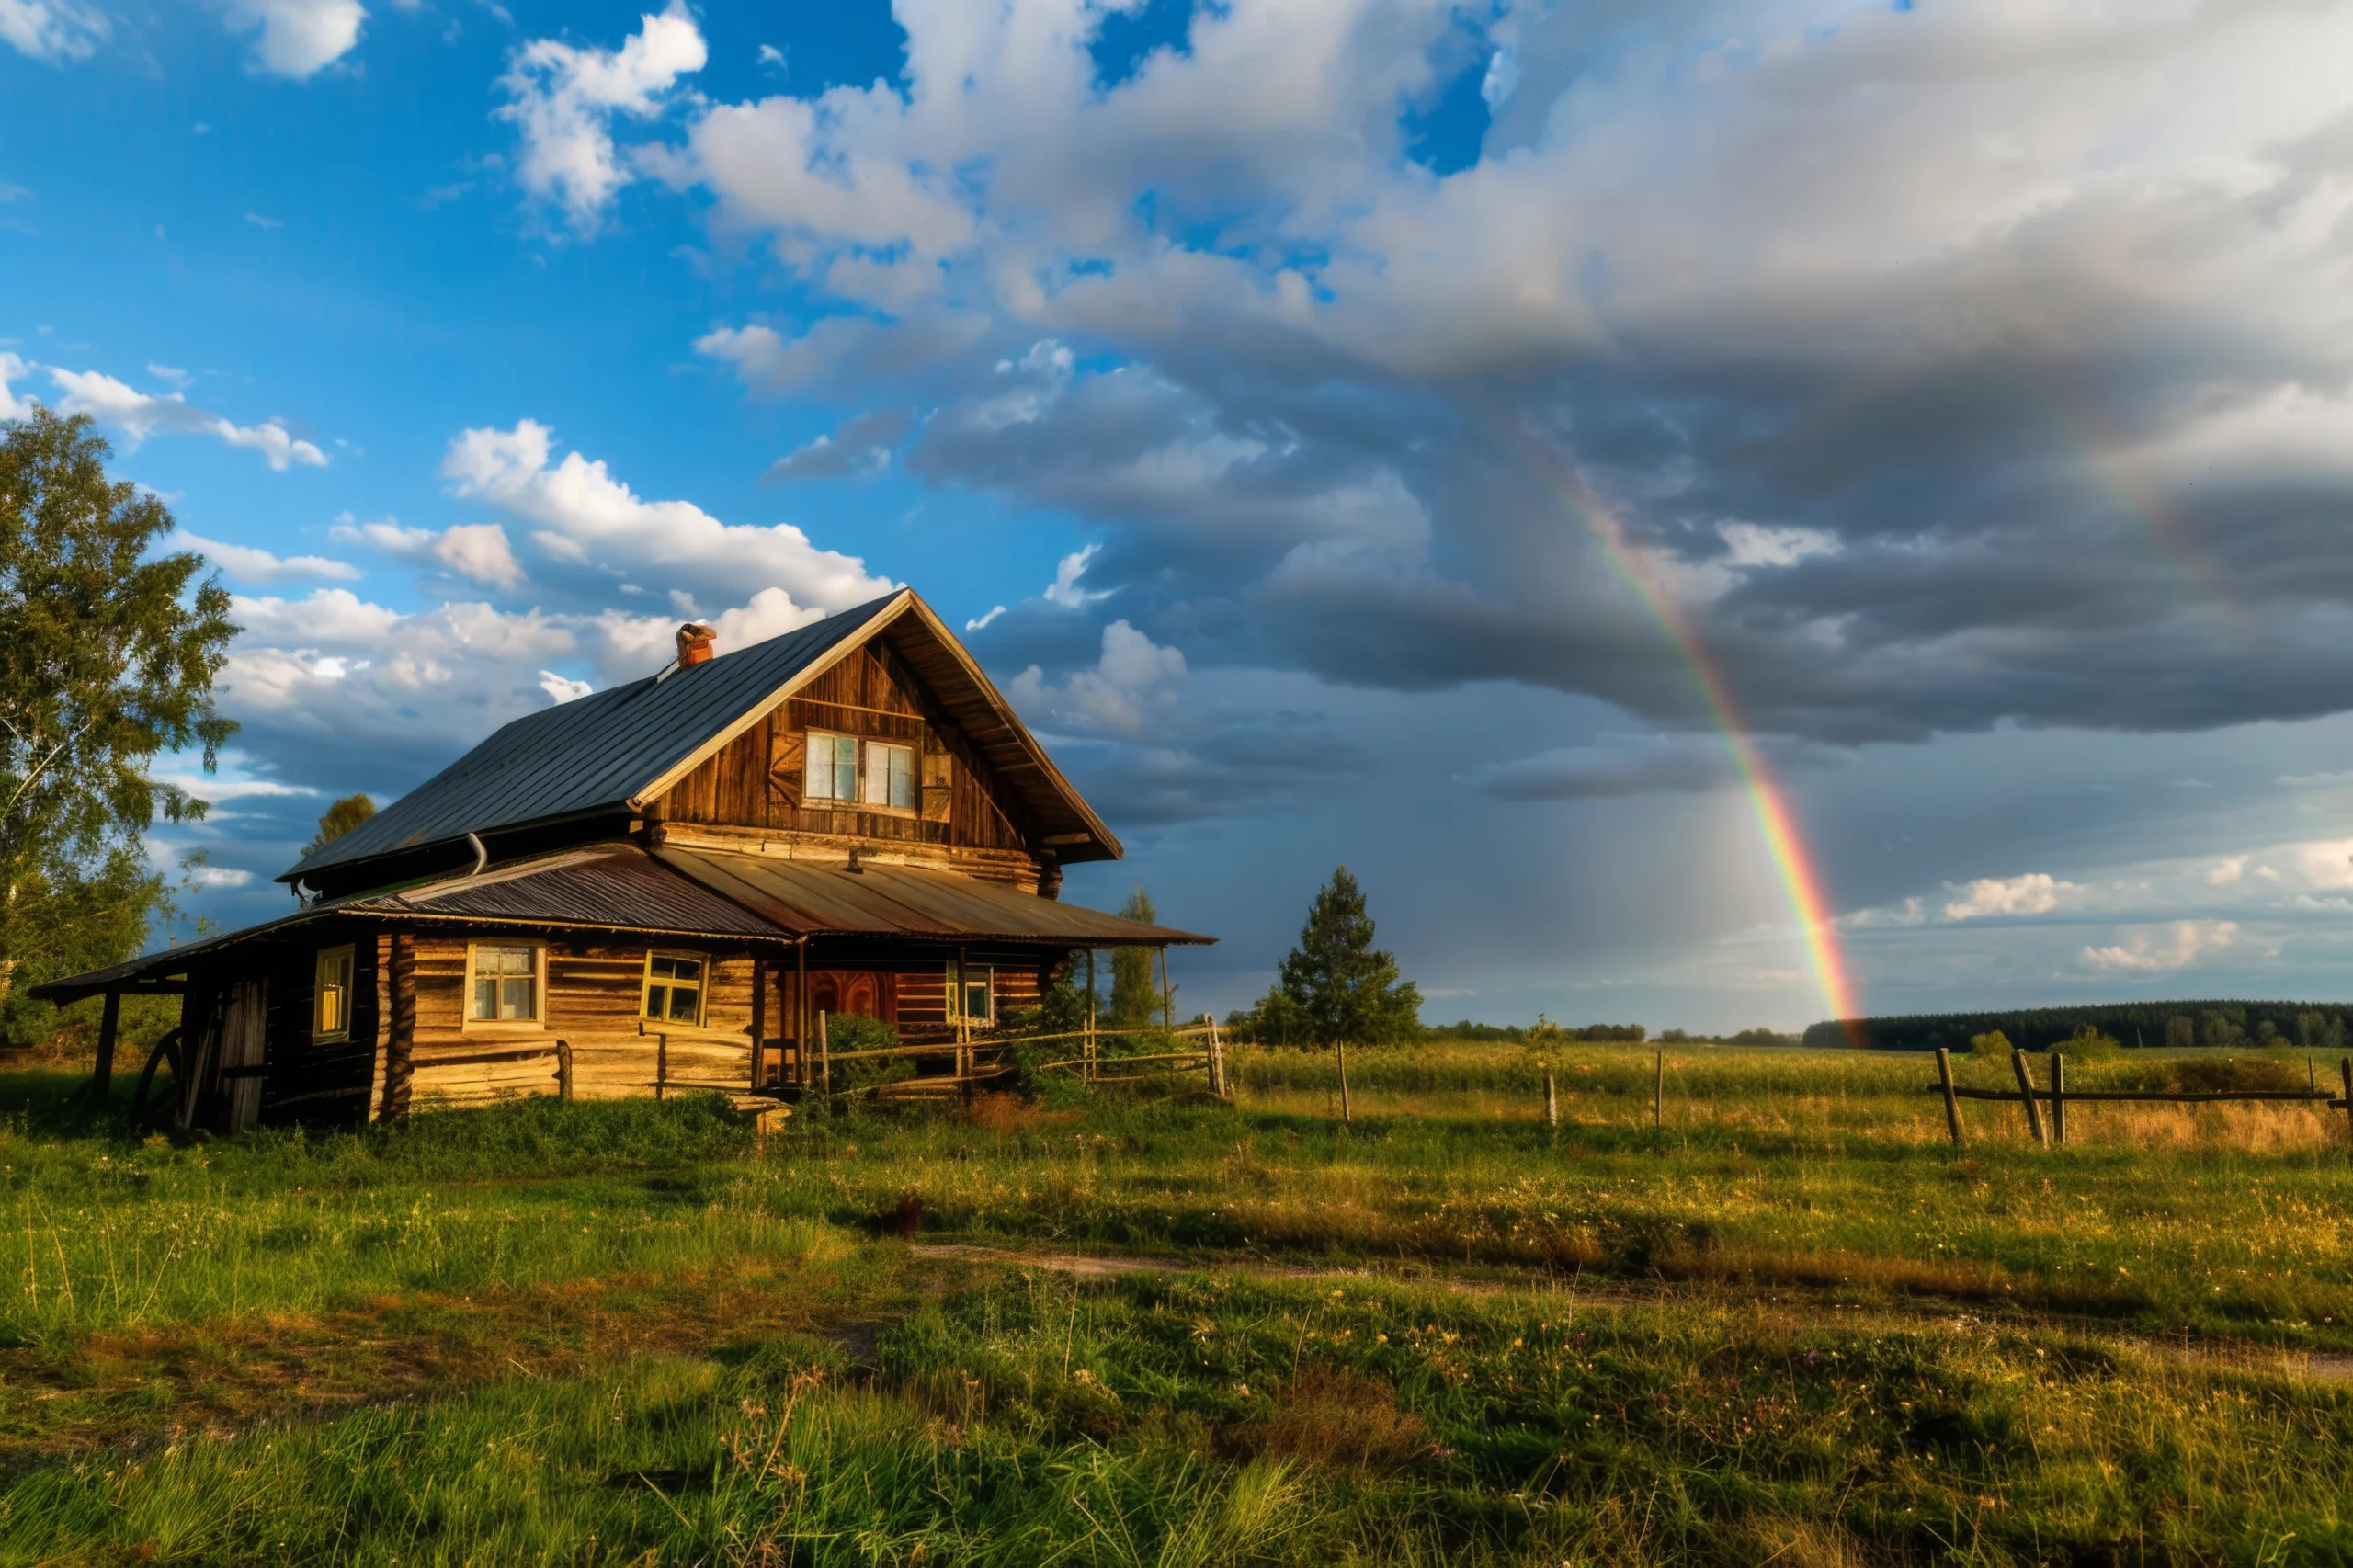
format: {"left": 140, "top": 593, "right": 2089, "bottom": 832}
{"left": 0, "top": 1041, "right": 2347, "bottom": 1562}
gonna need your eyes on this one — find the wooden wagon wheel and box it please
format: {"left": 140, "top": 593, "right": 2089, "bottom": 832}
{"left": 131, "top": 1028, "right": 184, "bottom": 1127}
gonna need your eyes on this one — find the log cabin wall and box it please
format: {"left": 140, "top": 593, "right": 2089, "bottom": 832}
{"left": 646, "top": 641, "right": 1045, "bottom": 888}
{"left": 402, "top": 934, "right": 761, "bottom": 1109}
{"left": 231, "top": 930, "right": 382, "bottom": 1130}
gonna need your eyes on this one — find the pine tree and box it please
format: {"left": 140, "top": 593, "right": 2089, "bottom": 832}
{"left": 1275, "top": 867, "right": 1422, "bottom": 1045}
{"left": 1108, "top": 885, "right": 1160, "bottom": 1025}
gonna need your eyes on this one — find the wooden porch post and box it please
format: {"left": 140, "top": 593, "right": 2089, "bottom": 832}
{"left": 750, "top": 954, "right": 767, "bottom": 1090}
{"left": 957, "top": 944, "right": 972, "bottom": 1101}
{"left": 796, "top": 939, "right": 809, "bottom": 1090}
{"left": 1085, "top": 949, "right": 1097, "bottom": 1083}
{"left": 1158, "top": 946, "right": 1173, "bottom": 1032}
{"left": 384, "top": 933, "right": 415, "bottom": 1122}
{"left": 90, "top": 989, "right": 120, "bottom": 1105}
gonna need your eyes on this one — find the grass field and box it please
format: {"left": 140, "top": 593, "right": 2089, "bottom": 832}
{"left": 0, "top": 1040, "right": 2347, "bottom": 1564}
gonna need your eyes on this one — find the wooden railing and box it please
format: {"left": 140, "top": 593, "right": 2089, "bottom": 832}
{"left": 796, "top": 1013, "right": 1230, "bottom": 1100}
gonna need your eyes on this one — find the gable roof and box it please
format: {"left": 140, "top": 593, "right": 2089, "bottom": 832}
{"left": 281, "top": 590, "right": 1120, "bottom": 886}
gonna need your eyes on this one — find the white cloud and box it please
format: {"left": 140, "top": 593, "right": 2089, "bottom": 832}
{"left": 965, "top": 604, "right": 1006, "bottom": 631}
{"left": 538, "top": 670, "right": 594, "bottom": 703}
{"left": 153, "top": 772, "right": 317, "bottom": 802}
{"left": 2081, "top": 921, "right": 2239, "bottom": 974}
{"left": 497, "top": 0, "right": 706, "bottom": 231}
{"left": 0, "top": 351, "right": 29, "bottom": 420}
{"left": 439, "top": 417, "right": 892, "bottom": 615}
{"left": 2206, "top": 855, "right": 2248, "bottom": 886}
{"left": 1943, "top": 872, "right": 2077, "bottom": 921}
{"left": 174, "top": 530, "right": 362, "bottom": 585}
{"left": 0, "top": 0, "right": 106, "bottom": 62}
{"left": 185, "top": 863, "right": 256, "bottom": 890}
{"left": 434, "top": 522, "right": 525, "bottom": 588}
{"left": 1042, "top": 543, "right": 1109, "bottom": 608}
{"left": 1010, "top": 619, "right": 1186, "bottom": 739}
{"left": 47, "top": 365, "right": 326, "bottom": 470}
{"left": 330, "top": 515, "right": 525, "bottom": 588}
{"left": 224, "top": 0, "right": 365, "bottom": 78}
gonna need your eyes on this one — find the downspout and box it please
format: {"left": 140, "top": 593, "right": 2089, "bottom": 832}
{"left": 464, "top": 832, "right": 488, "bottom": 877}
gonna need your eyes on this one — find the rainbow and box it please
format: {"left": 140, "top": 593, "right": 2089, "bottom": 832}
{"left": 1483, "top": 411, "right": 1863, "bottom": 1033}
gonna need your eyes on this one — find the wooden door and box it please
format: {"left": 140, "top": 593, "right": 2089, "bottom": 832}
{"left": 219, "top": 978, "right": 268, "bottom": 1133}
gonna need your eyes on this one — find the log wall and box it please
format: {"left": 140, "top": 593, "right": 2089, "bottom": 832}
{"left": 403, "top": 937, "right": 762, "bottom": 1108}
{"left": 222, "top": 925, "right": 1075, "bottom": 1119}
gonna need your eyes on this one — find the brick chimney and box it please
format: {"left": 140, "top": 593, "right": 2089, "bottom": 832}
{"left": 675, "top": 622, "right": 717, "bottom": 668}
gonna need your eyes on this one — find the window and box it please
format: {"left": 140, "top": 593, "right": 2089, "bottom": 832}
{"left": 806, "top": 731, "right": 918, "bottom": 812}
{"left": 805, "top": 732, "right": 858, "bottom": 801}
{"left": 946, "top": 960, "right": 994, "bottom": 1025}
{"left": 642, "top": 952, "right": 706, "bottom": 1025}
{"left": 313, "top": 946, "right": 355, "bottom": 1040}
{"left": 865, "top": 742, "right": 915, "bottom": 811}
{"left": 468, "top": 943, "right": 541, "bottom": 1023}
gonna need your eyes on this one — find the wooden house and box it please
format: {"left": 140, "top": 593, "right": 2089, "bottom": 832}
{"left": 36, "top": 590, "right": 1211, "bottom": 1131}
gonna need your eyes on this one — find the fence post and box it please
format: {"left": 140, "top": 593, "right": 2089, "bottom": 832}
{"left": 555, "top": 1040, "right": 574, "bottom": 1104}
{"left": 2051, "top": 1051, "right": 2067, "bottom": 1147}
{"left": 1207, "top": 1015, "right": 1227, "bottom": 1098}
{"left": 2012, "top": 1050, "right": 2047, "bottom": 1147}
{"left": 656, "top": 1033, "right": 668, "bottom": 1102}
{"left": 1935, "top": 1048, "right": 1964, "bottom": 1146}
{"left": 2341, "top": 1057, "right": 2352, "bottom": 1147}
{"left": 1336, "top": 1040, "right": 1351, "bottom": 1126}
{"left": 1545, "top": 1072, "right": 1558, "bottom": 1128}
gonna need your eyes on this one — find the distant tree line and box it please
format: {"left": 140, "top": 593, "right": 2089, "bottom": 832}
{"left": 1804, "top": 1002, "right": 2353, "bottom": 1054}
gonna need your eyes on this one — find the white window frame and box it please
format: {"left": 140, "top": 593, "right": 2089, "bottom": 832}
{"left": 642, "top": 949, "right": 709, "bottom": 1028}
{"left": 313, "top": 945, "right": 355, "bottom": 1041}
{"left": 806, "top": 729, "right": 919, "bottom": 817}
{"left": 804, "top": 729, "right": 858, "bottom": 803}
{"left": 464, "top": 941, "right": 547, "bottom": 1031}
{"left": 862, "top": 740, "right": 916, "bottom": 813}
{"left": 946, "top": 960, "right": 995, "bottom": 1026}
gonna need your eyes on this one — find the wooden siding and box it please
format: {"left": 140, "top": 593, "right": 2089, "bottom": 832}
{"left": 212, "top": 924, "right": 1076, "bottom": 1121}
{"left": 402, "top": 937, "right": 761, "bottom": 1109}
{"left": 647, "top": 641, "right": 1042, "bottom": 881}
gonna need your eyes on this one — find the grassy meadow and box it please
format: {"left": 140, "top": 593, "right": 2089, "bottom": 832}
{"left": 0, "top": 1039, "right": 2347, "bottom": 1563}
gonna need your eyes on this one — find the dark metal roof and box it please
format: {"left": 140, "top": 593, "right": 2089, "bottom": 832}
{"left": 654, "top": 846, "right": 1214, "bottom": 946}
{"left": 281, "top": 594, "right": 903, "bottom": 883}
{"left": 347, "top": 846, "right": 781, "bottom": 937}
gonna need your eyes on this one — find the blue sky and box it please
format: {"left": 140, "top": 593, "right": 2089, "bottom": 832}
{"left": 9, "top": 0, "right": 2353, "bottom": 1030}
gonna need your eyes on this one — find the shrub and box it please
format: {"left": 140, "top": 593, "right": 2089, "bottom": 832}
{"left": 1966, "top": 1030, "right": 2011, "bottom": 1055}
{"left": 2059, "top": 1024, "right": 2121, "bottom": 1060}
{"left": 821, "top": 1015, "right": 913, "bottom": 1102}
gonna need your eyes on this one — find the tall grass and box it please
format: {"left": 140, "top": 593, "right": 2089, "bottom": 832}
{"left": 0, "top": 1043, "right": 2347, "bottom": 1561}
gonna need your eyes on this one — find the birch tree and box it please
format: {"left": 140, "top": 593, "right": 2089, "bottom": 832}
{"left": 0, "top": 408, "right": 236, "bottom": 1023}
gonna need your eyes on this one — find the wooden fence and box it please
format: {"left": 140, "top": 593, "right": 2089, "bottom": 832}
{"left": 1927, "top": 1046, "right": 2353, "bottom": 1147}
{"left": 798, "top": 1011, "right": 1230, "bottom": 1102}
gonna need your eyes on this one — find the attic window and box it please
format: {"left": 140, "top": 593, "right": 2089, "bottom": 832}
{"left": 806, "top": 730, "right": 917, "bottom": 813}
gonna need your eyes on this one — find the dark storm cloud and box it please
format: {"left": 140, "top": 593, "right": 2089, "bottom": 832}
{"left": 673, "top": 2, "right": 2353, "bottom": 757}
